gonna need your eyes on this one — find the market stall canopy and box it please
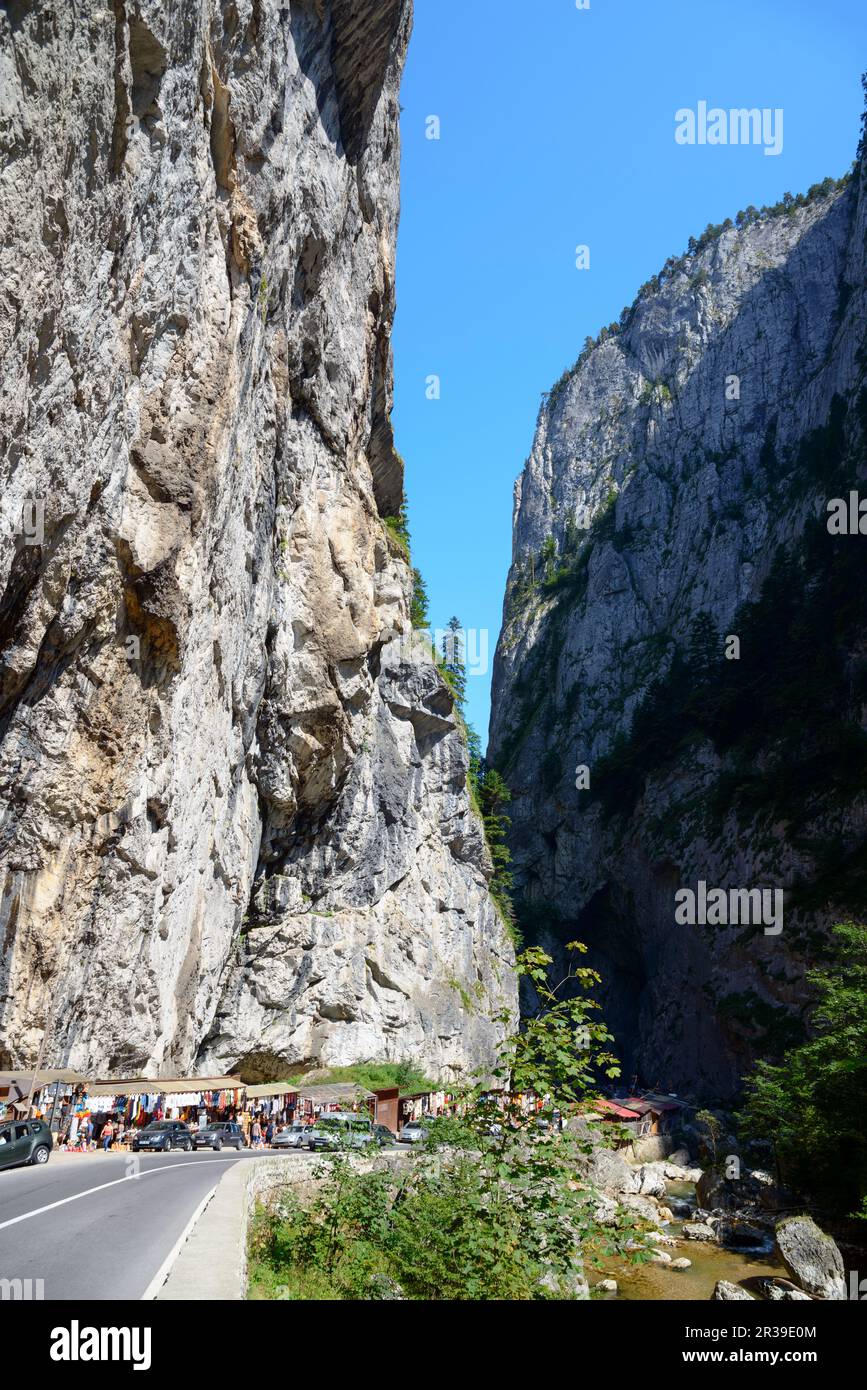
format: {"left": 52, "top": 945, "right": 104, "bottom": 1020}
{"left": 89, "top": 1075, "right": 243, "bottom": 1096}
{"left": 245, "top": 1082, "right": 300, "bottom": 1098}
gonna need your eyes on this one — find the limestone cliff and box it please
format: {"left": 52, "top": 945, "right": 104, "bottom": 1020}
{"left": 490, "top": 148, "right": 867, "bottom": 1100}
{"left": 0, "top": 0, "right": 515, "bottom": 1078}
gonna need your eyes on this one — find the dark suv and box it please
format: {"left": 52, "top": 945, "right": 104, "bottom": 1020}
{"left": 0, "top": 1118, "right": 53, "bottom": 1170}
{"left": 132, "top": 1120, "right": 194, "bottom": 1153}
{"left": 193, "top": 1121, "right": 246, "bottom": 1151}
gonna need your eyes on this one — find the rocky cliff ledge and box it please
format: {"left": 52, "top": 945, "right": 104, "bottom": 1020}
{"left": 490, "top": 147, "right": 867, "bottom": 1099}
{"left": 0, "top": 0, "right": 515, "bottom": 1078}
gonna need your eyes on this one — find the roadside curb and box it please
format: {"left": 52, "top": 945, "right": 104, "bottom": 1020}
{"left": 156, "top": 1160, "right": 251, "bottom": 1300}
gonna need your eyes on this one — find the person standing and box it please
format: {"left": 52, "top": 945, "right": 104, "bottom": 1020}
{"left": 265, "top": 1119, "right": 275, "bottom": 1148}
{"left": 251, "top": 1118, "right": 261, "bottom": 1149}
{"left": 102, "top": 1119, "right": 114, "bottom": 1152}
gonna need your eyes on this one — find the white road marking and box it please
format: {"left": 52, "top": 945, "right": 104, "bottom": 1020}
{"left": 139, "top": 1181, "right": 219, "bottom": 1301}
{"left": 0, "top": 1155, "right": 245, "bottom": 1233}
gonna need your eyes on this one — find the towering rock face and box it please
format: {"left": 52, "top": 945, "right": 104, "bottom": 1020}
{"left": 490, "top": 155, "right": 867, "bottom": 1100}
{"left": 0, "top": 0, "right": 515, "bottom": 1078}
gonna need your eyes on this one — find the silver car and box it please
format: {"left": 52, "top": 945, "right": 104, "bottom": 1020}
{"left": 272, "top": 1123, "right": 308, "bottom": 1149}
{"left": 307, "top": 1114, "right": 377, "bottom": 1151}
{"left": 399, "top": 1120, "right": 430, "bottom": 1144}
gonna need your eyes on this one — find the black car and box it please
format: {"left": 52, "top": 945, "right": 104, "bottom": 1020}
{"left": 0, "top": 1118, "right": 53, "bottom": 1170}
{"left": 132, "top": 1120, "right": 194, "bottom": 1153}
{"left": 193, "top": 1121, "right": 246, "bottom": 1151}
{"left": 372, "top": 1124, "right": 396, "bottom": 1147}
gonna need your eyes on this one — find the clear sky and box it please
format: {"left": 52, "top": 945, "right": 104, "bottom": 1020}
{"left": 392, "top": 0, "right": 867, "bottom": 749}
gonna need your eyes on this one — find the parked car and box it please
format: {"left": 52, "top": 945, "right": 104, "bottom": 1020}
{"left": 132, "top": 1121, "right": 194, "bottom": 1153}
{"left": 0, "top": 1118, "right": 53, "bottom": 1170}
{"left": 372, "top": 1124, "right": 396, "bottom": 1147}
{"left": 193, "top": 1121, "right": 245, "bottom": 1151}
{"left": 272, "top": 1123, "right": 308, "bottom": 1149}
{"left": 398, "top": 1119, "right": 430, "bottom": 1144}
{"left": 307, "top": 1113, "right": 376, "bottom": 1151}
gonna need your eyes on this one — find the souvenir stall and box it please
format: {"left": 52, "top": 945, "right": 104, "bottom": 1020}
{"left": 244, "top": 1083, "right": 300, "bottom": 1131}
{"left": 87, "top": 1075, "right": 245, "bottom": 1141}
{"left": 0, "top": 1070, "right": 89, "bottom": 1129}
{"left": 396, "top": 1088, "right": 457, "bottom": 1128}
{"left": 58, "top": 1084, "right": 107, "bottom": 1150}
{"left": 293, "top": 1082, "right": 376, "bottom": 1125}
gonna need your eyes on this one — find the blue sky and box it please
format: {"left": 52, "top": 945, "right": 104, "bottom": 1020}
{"left": 392, "top": 0, "right": 866, "bottom": 748}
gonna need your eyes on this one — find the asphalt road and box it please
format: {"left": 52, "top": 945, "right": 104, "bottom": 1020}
{"left": 0, "top": 1148, "right": 292, "bottom": 1300}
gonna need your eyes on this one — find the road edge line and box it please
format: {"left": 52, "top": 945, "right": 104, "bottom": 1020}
{"left": 140, "top": 1181, "right": 219, "bottom": 1301}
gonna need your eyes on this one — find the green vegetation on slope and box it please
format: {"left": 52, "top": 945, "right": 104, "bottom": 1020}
{"left": 381, "top": 497, "right": 430, "bottom": 630}
{"left": 588, "top": 391, "right": 867, "bottom": 916}
{"left": 281, "top": 1061, "right": 438, "bottom": 1094}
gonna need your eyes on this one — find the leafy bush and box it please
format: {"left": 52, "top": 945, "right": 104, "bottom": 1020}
{"left": 248, "top": 946, "right": 647, "bottom": 1300}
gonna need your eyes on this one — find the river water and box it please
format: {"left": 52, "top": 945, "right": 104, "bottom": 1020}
{"left": 597, "top": 1179, "right": 786, "bottom": 1301}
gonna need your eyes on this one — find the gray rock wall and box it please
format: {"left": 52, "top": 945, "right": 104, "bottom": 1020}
{"left": 490, "top": 155, "right": 867, "bottom": 1099}
{"left": 0, "top": 0, "right": 515, "bottom": 1078}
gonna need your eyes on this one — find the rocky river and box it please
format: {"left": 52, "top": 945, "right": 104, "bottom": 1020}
{"left": 579, "top": 1133, "right": 851, "bottom": 1302}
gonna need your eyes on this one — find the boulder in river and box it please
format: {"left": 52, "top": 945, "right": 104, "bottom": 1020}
{"left": 590, "top": 1148, "right": 640, "bottom": 1195}
{"left": 637, "top": 1163, "right": 668, "bottom": 1197}
{"left": 698, "top": 1164, "right": 789, "bottom": 1214}
{"left": 682, "top": 1221, "right": 718, "bottom": 1242}
{"left": 696, "top": 1168, "right": 732, "bottom": 1209}
{"left": 757, "top": 1277, "right": 812, "bottom": 1302}
{"left": 712, "top": 1280, "right": 755, "bottom": 1300}
{"left": 774, "top": 1215, "right": 846, "bottom": 1300}
{"left": 631, "top": 1135, "right": 672, "bottom": 1163}
{"left": 619, "top": 1193, "right": 663, "bottom": 1223}
{"left": 670, "top": 1257, "right": 692, "bottom": 1270}
{"left": 663, "top": 1161, "right": 693, "bottom": 1180}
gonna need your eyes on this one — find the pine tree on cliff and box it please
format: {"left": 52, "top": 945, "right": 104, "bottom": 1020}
{"left": 411, "top": 567, "right": 429, "bottom": 630}
{"left": 442, "top": 615, "right": 467, "bottom": 709}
